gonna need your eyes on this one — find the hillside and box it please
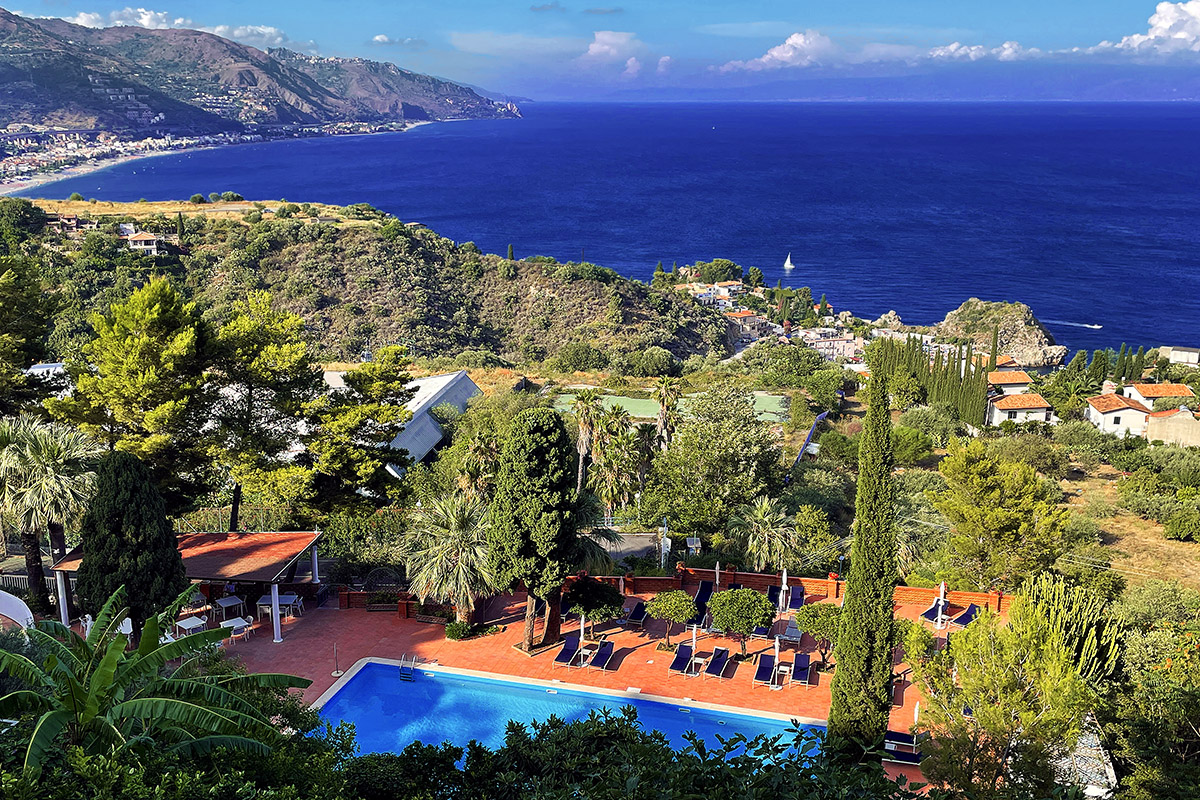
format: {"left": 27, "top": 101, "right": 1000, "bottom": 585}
{"left": 31, "top": 199, "right": 728, "bottom": 364}
{"left": 0, "top": 9, "right": 518, "bottom": 131}
{"left": 935, "top": 298, "right": 1067, "bottom": 367}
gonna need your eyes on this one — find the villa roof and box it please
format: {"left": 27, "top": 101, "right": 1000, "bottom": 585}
{"left": 724, "top": 310, "right": 757, "bottom": 319}
{"left": 992, "top": 393, "right": 1051, "bottom": 411}
{"left": 713, "top": 280, "right": 743, "bottom": 287}
{"left": 127, "top": 232, "right": 158, "bottom": 241}
{"left": 988, "top": 370, "right": 1033, "bottom": 385}
{"left": 1087, "top": 394, "right": 1150, "bottom": 414}
{"left": 1148, "top": 407, "right": 1200, "bottom": 419}
{"left": 1129, "top": 383, "right": 1196, "bottom": 399}
{"left": 51, "top": 530, "right": 322, "bottom": 583}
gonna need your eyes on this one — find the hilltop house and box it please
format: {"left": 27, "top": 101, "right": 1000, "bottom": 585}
{"left": 1146, "top": 407, "right": 1200, "bottom": 448}
{"left": 987, "top": 393, "right": 1055, "bottom": 426}
{"left": 987, "top": 370, "right": 1034, "bottom": 395}
{"left": 1159, "top": 346, "right": 1200, "bottom": 367}
{"left": 724, "top": 309, "right": 776, "bottom": 345}
{"left": 126, "top": 231, "right": 160, "bottom": 256}
{"left": 1085, "top": 394, "right": 1150, "bottom": 437}
{"left": 1124, "top": 383, "right": 1196, "bottom": 408}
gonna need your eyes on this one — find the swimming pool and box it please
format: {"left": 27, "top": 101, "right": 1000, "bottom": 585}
{"left": 316, "top": 660, "right": 817, "bottom": 754}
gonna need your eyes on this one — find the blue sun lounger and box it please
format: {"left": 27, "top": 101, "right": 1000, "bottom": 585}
{"left": 587, "top": 639, "right": 615, "bottom": 671}
{"left": 624, "top": 601, "right": 648, "bottom": 630}
{"left": 668, "top": 644, "right": 696, "bottom": 676}
{"left": 920, "top": 598, "right": 948, "bottom": 627}
{"left": 703, "top": 646, "right": 730, "bottom": 679}
{"left": 792, "top": 653, "right": 812, "bottom": 687}
{"left": 950, "top": 603, "right": 980, "bottom": 628}
{"left": 766, "top": 585, "right": 781, "bottom": 609}
{"left": 727, "top": 583, "right": 742, "bottom": 591}
{"left": 686, "top": 603, "right": 707, "bottom": 629}
{"left": 551, "top": 635, "right": 580, "bottom": 668}
{"left": 751, "top": 622, "right": 772, "bottom": 639}
{"left": 787, "top": 585, "right": 806, "bottom": 611}
{"left": 753, "top": 653, "right": 777, "bottom": 687}
{"left": 694, "top": 580, "right": 714, "bottom": 605}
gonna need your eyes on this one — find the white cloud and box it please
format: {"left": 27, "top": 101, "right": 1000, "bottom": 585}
{"left": 371, "top": 34, "right": 427, "bottom": 49}
{"left": 62, "top": 7, "right": 190, "bottom": 28}
{"left": 62, "top": 11, "right": 105, "bottom": 27}
{"left": 1093, "top": 0, "right": 1200, "bottom": 55}
{"left": 579, "top": 30, "right": 643, "bottom": 63}
{"left": 622, "top": 56, "right": 641, "bottom": 76}
{"left": 927, "top": 42, "right": 990, "bottom": 61}
{"left": 198, "top": 24, "right": 316, "bottom": 52}
{"left": 719, "top": 30, "right": 838, "bottom": 71}
{"left": 656, "top": 55, "right": 673, "bottom": 74}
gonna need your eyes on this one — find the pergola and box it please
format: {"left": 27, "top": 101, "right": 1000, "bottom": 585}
{"left": 51, "top": 530, "right": 323, "bottom": 643}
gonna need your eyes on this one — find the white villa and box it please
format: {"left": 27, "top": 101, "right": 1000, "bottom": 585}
{"left": 1085, "top": 394, "right": 1150, "bottom": 438}
{"left": 987, "top": 370, "right": 1034, "bottom": 395}
{"left": 987, "top": 393, "right": 1055, "bottom": 426}
{"left": 1124, "top": 383, "right": 1195, "bottom": 407}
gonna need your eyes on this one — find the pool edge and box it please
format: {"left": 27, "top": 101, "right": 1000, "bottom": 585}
{"left": 311, "top": 655, "right": 828, "bottom": 728}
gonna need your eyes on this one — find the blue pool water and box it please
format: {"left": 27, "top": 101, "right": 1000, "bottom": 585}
{"left": 318, "top": 662, "right": 811, "bottom": 753}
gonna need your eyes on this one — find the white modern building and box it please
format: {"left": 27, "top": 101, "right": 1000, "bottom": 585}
{"left": 1124, "top": 383, "right": 1196, "bottom": 408}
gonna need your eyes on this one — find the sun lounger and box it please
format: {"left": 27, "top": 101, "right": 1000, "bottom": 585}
{"left": 883, "top": 731, "right": 926, "bottom": 764}
{"left": 950, "top": 603, "right": 979, "bottom": 628}
{"left": 753, "top": 653, "right": 777, "bottom": 687}
{"left": 787, "top": 585, "right": 806, "bottom": 611}
{"left": 727, "top": 583, "right": 742, "bottom": 591}
{"left": 766, "top": 585, "right": 781, "bottom": 610}
{"left": 780, "top": 620, "right": 804, "bottom": 645}
{"left": 668, "top": 644, "right": 696, "bottom": 676}
{"left": 625, "top": 601, "right": 648, "bottom": 630}
{"left": 560, "top": 595, "right": 573, "bottom": 618}
{"left": 686, "top": 603, "right": 707, "bottom": 629}
{"left": 792, "top": 653, "right": 812, "bottom": 687}
{"left": 694, "top": 580, "right": 714, "bottom": 605}
{"left": 587, "top": 640, "right": 615, "bottom": 670}
{"left": 703, "top": 646, "right": 730, "bottom": 679}
{"left": 751, "top": 622, "right": 773, "bottom": 639}
{"left": 920, "top": 598, "right": 948, "bottom": 627}
{"left": 552, "top": 636, "right": 580, "bottom": 668}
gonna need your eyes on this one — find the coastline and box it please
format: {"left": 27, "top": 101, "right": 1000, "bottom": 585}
{"left": 0, "top": 119, "right": 441, "bottom": 199}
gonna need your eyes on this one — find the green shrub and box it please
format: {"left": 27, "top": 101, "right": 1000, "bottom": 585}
{"left": 189, "top": 193, "right": 207, "bottom": 204}
{"left": 892, "top": 426, "right": 933, "bottom": 466}
{"left": 445, "top": 621, "right": 472, "bottom": 640}
{"left": 344, "top": 745, "right": 463, "bottom": 800}
{"left": 1164, "top": 505, "right": 1200, "bottom": 542}
{"left": 553, "top": 341, "right": 609, "bottom": 372}
{"left": 67, "top": 192, "right": 84, "bottom": 201}
{"left": 898, "top": 404, "right": 964, "bottom": 447}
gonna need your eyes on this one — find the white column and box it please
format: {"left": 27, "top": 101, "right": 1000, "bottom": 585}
{"left": 310, "top": 546, "right": 320, "bottom": 584}
{"left": 55, "top": 572, "right": 70, "bottom": 626}
{"left": 271, "top": 583, "right": 283, "bottom": 643}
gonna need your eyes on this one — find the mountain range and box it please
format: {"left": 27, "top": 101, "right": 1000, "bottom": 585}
{"left": 0, "top": 8, "right": 519, "bottom": 132}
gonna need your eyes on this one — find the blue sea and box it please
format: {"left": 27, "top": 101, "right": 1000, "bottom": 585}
{"left": 27, "top": 102, "right": 1200, "bottom": 352}
{"left": 317, "top": 663, "right": 809, "bottom": 754}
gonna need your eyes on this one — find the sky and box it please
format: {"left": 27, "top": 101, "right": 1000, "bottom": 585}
{"left": 14, "top": 0, "right": 1200, "bottom": 98}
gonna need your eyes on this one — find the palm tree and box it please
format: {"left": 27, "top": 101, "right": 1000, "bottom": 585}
{"left": 651, "top": 376, "right": 682, "bottom": 449}
{"left": 571, "top": 390, "right": 604, "bottom": 494}
{"left": 0, "top": 416, "right": 102, "bottom": 614}
{"left": 631, "top": 423, "right": 659, "bottom": 493}
{"left": 570, "top": 492, "right": 624, "bottom": 575}
{"left": 458, "top": 432, "right": 500, "bottom": 499}
{"left": 401, "top": 493, "right": 497, "bottom": 624}
{"left": 726, "top": 495, "right": 797, "bottom": 572}
{"left": 0, "top": 586, "right": 307, "bottom": 774}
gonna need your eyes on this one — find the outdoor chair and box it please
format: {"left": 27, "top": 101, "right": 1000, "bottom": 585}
{"left": 668, "top": 644, "right": 696, "bottom": 676}
{"left": 950, "top": 603, "right": 980, "bottom": 628}
{"left": 752, "top": 653, "right": 776, "bottom": 687}
{"left": 787, "top": 585, "right": 806, "bottom": 611}
{"left": 780, "top": 620, "right": 804, "bottom": 646}
{"left": 686, "top": 603, "right": 707, "bottom": 629}
{"left": 552, "top": 636, "right": 580, "bottom": 668}
{"left": 920, "top": 598, "right": 948, "bottom": 627}
{"left": 750, "top": 622, "right": 772, "bottom": 639}
{"left": 587, "top": 640, "right": 615, "bottom": 671}
{"left": 624, "top": 601, "right": 648, "bottom": 630}
{"left": 882, "top": 731, "right": 927, "bottom": 765}
{"left": 766, "top": 585, "right": 781, "bottom": 610}
{"left": 694, "top": 580, "right": 714, "bottom": 605}
{"left": 703, "top": 646, "right": 730, "bottom": 679}
{"left": 792, "top": 653, "right": 812, "bottom": 687}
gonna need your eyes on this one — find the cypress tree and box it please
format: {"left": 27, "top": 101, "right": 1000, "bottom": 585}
{"left": 488, "top": 408, "right": 577, "bottom": 651}
{"left": 75, "top": 451, "right": 187, "bottom": 632}
{"left": 1114, "top": 344, "right": 1127, "bottom": 381}
{"left": 507, "top": 243, "right": 514, "bottom": 260}
{"left": 988, "top": 324, "right": 999, "bottom": 371}
{"left": 828, "top": 373, "right": 899, "bottom": 750}
{"left": 175, "top": 211, "right": 184, "bottom": 238}
{"left": 1131, "top": 346, "right": 1146, "bottom": 381}
{"left": 1087, "top": 350, "right": 1108, "bottom": 386}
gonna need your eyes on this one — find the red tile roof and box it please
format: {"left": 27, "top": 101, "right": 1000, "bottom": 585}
{"left": 1148, "top": 407, "right": 1200, "bottom": 418}
{"left": 1087, "top": 394, "right": 1150, "bottom": 414}
{"left": 53, "top": 530, "right": 321, "bottom": 583}
{"left": 724, "top": 310, "right": 757, "bottom": 319}
{"left": 987, "top": 370, "right": 1033, "bottom": 385}
{"left": 1130, "top": 383, "right": 1196, "bottom": 399}
{"left": 992, "top": 393, "right": 1051, "bottom": 411}
{"left": 127, "top": 232, "right": 158, "bottom": 241}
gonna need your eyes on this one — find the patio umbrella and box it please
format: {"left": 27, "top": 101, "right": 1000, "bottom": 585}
{"left": 914, "top": 701, "right": 920, "bottom": 725}
{"left": 715, "top": 561, "right": 720, "bottom": 586}
{"left": 580, "top": 609, "right": 587, "bottom": 641}
{"left": 774, "top": 635, "right": 780, "bottom": 662}
{"left": 691, "top": 624, "right": 697, "bottom": 653}
{"left": 619, "top": 575, "right": 625, "bottom": 595}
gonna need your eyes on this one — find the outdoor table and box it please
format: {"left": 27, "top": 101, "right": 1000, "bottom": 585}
{"left": 576, "top": 646, "right": 595, "bottom": 667}
{"left": 175, "top": 615, "right": 207, "bottom": 635}
{"left": 775, "top": 663, "right": 792, "bottom": 687}
{"left": 690, "top": 657, "right": 705, "bottom": 676}
{"left": 256, "top": 593, "right": 300, "bottom": 620}
{"left": 219, "top": 617, "right": 252, "bottom": 640}
{"left": 214, "top": 595, "right": 245, "bottom": 620}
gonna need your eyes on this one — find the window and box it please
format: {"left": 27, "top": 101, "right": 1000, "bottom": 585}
{"left": 1045, "top": 412, "right": 1052, "bottom": 421}
{"left": 1008, "top": 411, "right": 1017, "bottom": 420}
{"left": 1113, "top": 416, "right": 1121, "bottom": 426}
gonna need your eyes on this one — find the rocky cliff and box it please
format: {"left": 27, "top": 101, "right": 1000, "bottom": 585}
{"left": 935, "top": 298, "right": 1067, "bottom": 367}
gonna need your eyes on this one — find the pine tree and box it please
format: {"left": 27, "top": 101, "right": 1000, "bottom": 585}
{"left": 507, "top": 244, "right": 514, "bottom": 260}
{"left": 988, "top": 324, "right": 999, "bottom": 371}
{"left": 75, "top": 451, "right": 187, "bottom": 632}
{"left": 488, "top": 408, "right": 577, "bottom": 651}
{"left": 827, "top": 373, "right": 898, "bottom": 750}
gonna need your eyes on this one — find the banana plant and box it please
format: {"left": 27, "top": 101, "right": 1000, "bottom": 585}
{"left": 0, "top": 586, "right": 311, "bottom": 774}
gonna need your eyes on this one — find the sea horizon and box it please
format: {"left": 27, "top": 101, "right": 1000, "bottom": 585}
{"left": 18, "top": 101, "right": 1200, "bottom": 353}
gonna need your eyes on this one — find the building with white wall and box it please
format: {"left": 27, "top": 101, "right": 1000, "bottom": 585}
{"left": 1085, "top": 394, "right": 1150, "bottom": 437}
{"left": 987, "top": 393, "right": 1055, "bottom": 426}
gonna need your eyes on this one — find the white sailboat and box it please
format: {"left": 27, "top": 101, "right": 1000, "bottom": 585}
{"left": 783, "top": 252, "right": 794, "bottom": 270}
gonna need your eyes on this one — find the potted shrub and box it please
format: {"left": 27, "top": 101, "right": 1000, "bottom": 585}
{"left": 366, "top": 591, "right": 398, "bottom": 612}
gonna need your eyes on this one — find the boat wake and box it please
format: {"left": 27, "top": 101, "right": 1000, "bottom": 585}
{"left": 1044, "top": 319, "right": 1103, "bottom": 330}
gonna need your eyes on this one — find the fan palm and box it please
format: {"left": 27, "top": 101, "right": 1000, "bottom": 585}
{"left": 570, "top": 492, "right": 623, "bottom": 574}
{"left": 402, "top": 492, "right": 497, "bottom": 624}
{"left": 0, "top": 415, "right": 103, "bottom": 613}
{"left": 571, "top": 390, "right": 604, "bottom": 494}
{"left": 0, "top": 586, "right": 308, "bottom": 775}
{"left": 651, "top": 376, "right": 682, "bottom": 449}
{"left": 727, "top": 495, "right": 798, "bottom": 572}
{"left": 458, "top": 432, "right": 500, "bottom": 499}
{"left": 631, "top": 423, "right": 659, "bottom": 493}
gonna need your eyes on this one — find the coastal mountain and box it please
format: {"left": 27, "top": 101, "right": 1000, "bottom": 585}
{"left": 0, "top": 8, "right": 518, "bottom": 132}
{"left": 936, "top": 298, "right": 1067, "bottom": 367}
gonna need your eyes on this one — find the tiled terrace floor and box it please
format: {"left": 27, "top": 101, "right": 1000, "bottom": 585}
{"left": 226, "top": 590, "right": 942, "bottom": 785}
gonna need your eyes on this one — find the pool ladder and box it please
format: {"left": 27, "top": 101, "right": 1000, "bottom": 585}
{"left": 398, "top": 654, "right": 416, "bottom": 682}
